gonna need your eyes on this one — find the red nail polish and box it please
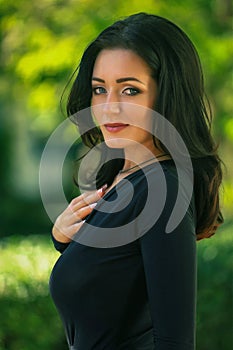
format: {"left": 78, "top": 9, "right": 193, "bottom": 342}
{"left": 98, "top": 184, "right": 108, "bottom": 194}
{"left": 101, "top": 184, "right": 108, "bottom": 191}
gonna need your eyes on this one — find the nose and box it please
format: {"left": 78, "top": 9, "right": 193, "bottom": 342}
{"left": 103, "top": 91, "right": 120, "bottom": 114}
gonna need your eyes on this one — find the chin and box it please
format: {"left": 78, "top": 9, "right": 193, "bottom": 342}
{"left": 104, "top": 137, "right": 131, "bottom": 149}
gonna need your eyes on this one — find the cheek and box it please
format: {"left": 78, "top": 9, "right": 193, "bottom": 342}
{"left": 131, "top": 126, "right": 153, "bottom": 142}
{"left": 126, "top": 109, "right": 154, "bottom": 132}
{"left": 91, "top": 105, "right": 102, "bottom": 125}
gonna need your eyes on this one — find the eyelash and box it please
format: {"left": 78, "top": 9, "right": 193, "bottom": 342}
{"left": 92, "top": 87, "right": 141, "bottom": 96}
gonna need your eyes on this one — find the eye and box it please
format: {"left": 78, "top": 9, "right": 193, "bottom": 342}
{"left": 92, "top": 86, "right": 106, "bottom": 95}
{"left": 123, "top": 87, "right": 140, "bottom": 96}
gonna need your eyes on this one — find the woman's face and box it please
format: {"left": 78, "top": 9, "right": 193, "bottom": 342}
{"left": 91, "top": 49, "right": 157, "bottom": 151}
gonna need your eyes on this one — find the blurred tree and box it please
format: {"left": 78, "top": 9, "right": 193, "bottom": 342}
{"left": 0, "top": 2, "right": 232, "bottom": 349}
{"left": 0, "top": 0, "right": 232, "bottom": 235}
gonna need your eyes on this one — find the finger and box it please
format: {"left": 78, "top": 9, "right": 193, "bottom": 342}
{"left": 60, "top": 220, "right": 86, "bottom": 240}
{"left": 56, "top": 220, "right": 85, "bottom": 239}
{"left": 62, "top": 201, "right": 98, "bottom": 228}
{"left": 70, "top": 184, "right": 107, "bottom": 205}
{"left": 70, "top": 203, "right": 97, "bottom": 222}
{"left": 69, "top": 220, "right": 86, "bottom": 237}
{"left": 70, "top": 185, "right": 107, "bottom": 211}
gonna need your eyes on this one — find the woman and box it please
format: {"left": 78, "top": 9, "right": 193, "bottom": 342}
{"left": 49, "top": 13, "right": 223, "bottom": 349}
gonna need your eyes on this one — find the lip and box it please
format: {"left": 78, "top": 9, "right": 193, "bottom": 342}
{"left": 104, "top": 123, "right": 129, "bottom": 133}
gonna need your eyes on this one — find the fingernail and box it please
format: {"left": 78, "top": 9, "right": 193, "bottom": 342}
{"left": 98, "top": 184, "right": 108, "bottom": 194}
{"left": 89, "top": 202, "right": 97, "bottom": 209}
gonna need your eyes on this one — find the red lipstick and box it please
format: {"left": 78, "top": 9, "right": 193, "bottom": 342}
{"left": 104, "top": 123, "right": 129, "bottom": 133}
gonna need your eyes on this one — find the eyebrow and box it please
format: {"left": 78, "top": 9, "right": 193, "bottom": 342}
{"left": 92, "top": 77, "right": 145, "bottom": 85}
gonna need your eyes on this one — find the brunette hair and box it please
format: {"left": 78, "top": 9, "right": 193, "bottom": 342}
{"left": 66, "top": 12, "right": 223, "bottom": 239}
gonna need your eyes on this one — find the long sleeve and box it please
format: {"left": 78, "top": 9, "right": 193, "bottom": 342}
{"left": 51, "top": 232, "right": 71, "bottom": 253}
{"left": 139, "top": 168, "right": 197, "bottom": 349}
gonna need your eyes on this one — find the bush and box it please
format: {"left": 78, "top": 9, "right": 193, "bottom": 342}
{"left": 0, "top": 226, "right": 232, "bottom": 350}
{"left": 196, "top": 223, "right": 232, "bottom": 350}
{"left": 0, "top": 235, "right": 67, "bottom": 350}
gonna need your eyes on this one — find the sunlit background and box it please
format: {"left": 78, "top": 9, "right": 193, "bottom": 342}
{"left": 0, "top": 0, "right": 232, "bottom": 349}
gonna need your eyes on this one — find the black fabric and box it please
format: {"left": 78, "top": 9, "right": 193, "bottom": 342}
{"left": 50, "top": 161, "right": 197, "bottom": 349}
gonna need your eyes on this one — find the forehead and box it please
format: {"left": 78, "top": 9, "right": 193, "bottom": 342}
{"left": 92, "top": 48, "right": 152, "bottom": 77}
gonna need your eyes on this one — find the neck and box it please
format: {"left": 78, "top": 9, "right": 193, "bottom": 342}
{"left": 120, "top": 148, "right": 170, "bottom": 174}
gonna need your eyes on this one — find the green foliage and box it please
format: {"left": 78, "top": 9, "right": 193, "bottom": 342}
{"left": 0, "top": 229, "right": 232, "bottom": 350}
{"left": 0, "top": 235, "right": 67, "bottom": 350}
{"left": 0, "top": 235, "right": 58, "bottom": 298}
{"left": 0, "top": 1, "right": 232, "bottom": 346}
{"left": 196, "top": 224, "right": 233, "bottom": 349}
{"left": 0, "top": 296, "right": 66, "bottom": 350}
{"left": 1, "top": 0, "right": 232, "bottom": 137}
{"left": 0, "top": 0, "right": 232, "bottom": 235}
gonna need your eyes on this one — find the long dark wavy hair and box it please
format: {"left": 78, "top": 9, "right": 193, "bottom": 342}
{"left": 66, "top": 12, "right": 223, "bottom": 240}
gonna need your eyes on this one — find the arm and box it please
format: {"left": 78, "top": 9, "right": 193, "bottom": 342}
{"left": 50, "top": 232, "right": 71, "bottom": 253}
{"left": 139, "top": 196, "right": 196, "bottom": 349}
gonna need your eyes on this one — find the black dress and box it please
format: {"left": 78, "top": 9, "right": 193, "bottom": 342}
{"left": 50, "top": 161, "right": 196, "bottom": 350}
